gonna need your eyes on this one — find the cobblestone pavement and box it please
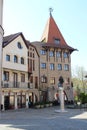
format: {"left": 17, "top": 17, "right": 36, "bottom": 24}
{"left": 0, "top": 106, "right": 87, "bottom": 130}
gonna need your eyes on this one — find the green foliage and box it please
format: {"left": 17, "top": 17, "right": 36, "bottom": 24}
{"left": 79, "top": 93, "right": 87, "bottom": 104}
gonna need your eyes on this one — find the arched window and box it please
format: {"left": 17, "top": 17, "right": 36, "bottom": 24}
{"left": 17, "top": 42, "right": 22, "bottom": 49}
{"left": 21, "top": 57, "right": 24, "bottom": 64}
{"left": 14, "top": 55, "right": 18, "bottom": 63}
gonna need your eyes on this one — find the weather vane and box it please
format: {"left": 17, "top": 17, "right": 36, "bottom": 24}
{"left": 49, "top": 7, "right": 53, "bottom": 16}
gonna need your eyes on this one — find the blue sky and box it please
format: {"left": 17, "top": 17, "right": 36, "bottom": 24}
{"left": 3, "top": 0, "right": 87, "bottom": 71}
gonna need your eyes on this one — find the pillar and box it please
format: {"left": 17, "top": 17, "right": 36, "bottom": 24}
{"left": 15, "top": 93, "right": 18, "bottom": 109}
{"left": 1, "top": 91, "right": 4, "bottom": 111}
{"left": 59, "top": 87, "right": 64, "bottom": 111}
{"left": 0, "top": 0, "right": 4, "bottom": 110}
{"left": 26, "top": 93, "right": 29, "bottom": 108}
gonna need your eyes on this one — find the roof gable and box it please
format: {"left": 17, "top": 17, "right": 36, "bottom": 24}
{"left": 3, "top": 32, "right": 28, "bottom": 48}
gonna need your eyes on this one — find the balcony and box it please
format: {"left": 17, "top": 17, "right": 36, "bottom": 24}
{"left": 2, "top": 81, "right": 28, "bottom": 89}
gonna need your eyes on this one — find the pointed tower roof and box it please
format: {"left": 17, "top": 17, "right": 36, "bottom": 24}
{"left": 40, "top": 9, "right": 77, "bottom": 53}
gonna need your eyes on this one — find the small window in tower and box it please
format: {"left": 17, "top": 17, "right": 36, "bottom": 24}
{"left": 54, "top": 38, "right": 60, "bottom": 44}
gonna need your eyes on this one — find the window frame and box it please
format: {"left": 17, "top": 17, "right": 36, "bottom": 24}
{"left": 3, "top": 71, "right": 9, "bottom": 81}
{"left": 14, "top": 55, "right": 18, "bottom": 63}
{"left": 63, "top": 52, "right": 68, "bottom": 58}
{"left": 50, "top": 63, "right": 55, "bottom": 70}
{"left": 41, "top": 63, "right": 46, "bottom": 69}
{"left": 21, "top": 73, "right": 25, "bottom": 82}
{"left": 6, "top": 54, "right": 10, "bottom": 61}
{"left": 57, "top": 64, "right": 62, "bottom": 70}
{"left": 40, "top": 50, "right": 46, "bottom": 55}
{"left": 50, "top": 77, "right": 55, "bottom": 85}
{"left": 64, "top": 64, "right": 69, "bottom": 71}
{"left": 21, "top": 57, "right": 24, "bottom": 64}
{"left": 49, "top": 51, "right": 54, "bottom": 57}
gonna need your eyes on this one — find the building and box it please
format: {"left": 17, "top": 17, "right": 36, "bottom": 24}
{"left": 31, "top": 11, "right": 76, "bottom": 102}
{"left": 2, "top": 32, "right": 39, "bottom": 110}
{"left": 0, "top": 2, "right": 76, "bottom": 110}
{"left": 0, "top": 0, "right": 4, "bottom": 110}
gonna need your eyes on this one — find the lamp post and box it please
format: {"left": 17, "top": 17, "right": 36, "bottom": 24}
{"left": 55, "top": 76, "right": 67, "bottom": 112}
{"left": 0, "top": 0, "right": 4, "bottom": 111}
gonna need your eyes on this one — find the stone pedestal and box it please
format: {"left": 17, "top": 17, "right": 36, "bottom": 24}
{"left": 55, "top": 87, "right": 67, "bottom": 113}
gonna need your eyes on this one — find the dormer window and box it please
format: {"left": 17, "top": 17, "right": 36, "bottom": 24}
{"left": 17, "top": 42, "right": 22, "bottom": 49}
{"left": 54, "top": 38, "right": 60, "bottom": 44}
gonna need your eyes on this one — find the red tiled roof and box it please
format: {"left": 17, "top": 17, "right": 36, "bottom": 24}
{"left": 41, "top": 14, "right": 77, "bottom": 53}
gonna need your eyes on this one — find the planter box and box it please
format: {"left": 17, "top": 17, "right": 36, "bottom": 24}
{"left": 45, "top": 104, "right": 50, "bottom": 107}
{"left": 35, "top": 105, "right": 40, "bottom": 109}
{"left": 40, "top": 105, "right": 44, "bottom": 108}
{"left": 49, "top": 103, "right": 53, "bottom": 107}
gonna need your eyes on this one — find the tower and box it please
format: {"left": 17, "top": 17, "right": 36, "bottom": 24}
{"left": 0, "top": 0, "right": 4, "bottom": 110}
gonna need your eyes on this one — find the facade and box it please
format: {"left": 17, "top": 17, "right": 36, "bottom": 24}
{"left": 0, "top": 2, "right": 76, "bottom": 110}
{"left": 2, "top": 32, "right": 39, "bottom": 110}
{"left": 31, "top": 12, "right": 76, "bottom": 102}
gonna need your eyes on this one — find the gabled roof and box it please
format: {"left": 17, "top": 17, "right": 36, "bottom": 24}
{"left": 3, "top": 32, "right": 40, "bottom": 57}
{"left": 3, "top": 32, "right": 29, "bottom": 48}
{"left": 40, "top": 13, "right": 77, "bottom": 53}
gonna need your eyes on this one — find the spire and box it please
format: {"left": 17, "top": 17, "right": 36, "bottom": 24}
{"left": 49, "top": 7, "right": 53, "bottom": 17}
{"left": 41, "top": 9, "right": 67, "bottom": 46}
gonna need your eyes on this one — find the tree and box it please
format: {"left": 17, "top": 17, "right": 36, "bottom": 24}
{"left": 71, "top": 65, "right": 87, "bottom": 92}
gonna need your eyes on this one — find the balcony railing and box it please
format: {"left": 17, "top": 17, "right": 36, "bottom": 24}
{"left": 1, "top": 81, "right": 32, "bottom": 89}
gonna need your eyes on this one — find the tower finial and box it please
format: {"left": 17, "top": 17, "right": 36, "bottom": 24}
{"left": 49, "top": 7, "right": 53, "bottom": 16}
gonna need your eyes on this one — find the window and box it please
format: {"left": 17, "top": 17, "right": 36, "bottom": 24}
{"left": 50, "top": 63, "right": 54, "bottom": 70}
{"left": 40, "top": 50, "right": 46, "bottom": 55}
{"left": 49, "top": 51, "right": 54, "bottom": 57}
{"left": 57, "top": 64, "right": 62, "bottom": 70}
{"left": 33, "top": 53, "right": 34, "bottom": 58}
{"left": 30, "top": 52, "right": 32, "bottom": 57}
{"left": 41, "top": 75, "right": 47, "bottom": 83}
{"left": 41, "top": 63, "right": 46, "bottom": 69}
{"left": 14, "top": 55, "right": 18, "bottom": 63}
{"left": 29, "top": 59, "right": 32, "bottom": 71}
{"left": 33, "top": 60, "right": 35, "bottom": 71}
{"left": 17, "top": 42, "right": 22, "bottom": 49}
{"left": 21, "top": 57, "right": 24, "bottom": 64}
{"left": 35, "top": 77, "right": 38, "bottom": 88}
{"left": 50, "top": 77, "right": 55, "bottom": 84}
{"left": 65, "top": 77, "right": 70, "bottom": 84}
{"left": 64, "top": 64, "right": 69, "bottom": 71}
{"left": 64, "top": 52, "right": 68, "bottom": 58}
{"left": 3, "top": 71, "right": 9, "bottom": 81}
{"left": 56, "top": 51, "right": 61, "bottom": 58}
{"left": 54, "top": 38, "right": 60, "bottom": 44}
{"left": 30, "top": 76, "right": 33, "bottom": 83}
{"left": 21, "top": 73, "right": 25, "bottom": 82}
{"left": 6, "top": 55, "right": 10, "bottom": 61}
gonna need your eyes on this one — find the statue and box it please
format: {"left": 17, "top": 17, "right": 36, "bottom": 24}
{"left": 58, "top": 76, "right": 64, "bottom": 88}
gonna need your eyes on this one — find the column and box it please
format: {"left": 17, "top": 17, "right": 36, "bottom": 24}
{"left": 0, "top": 0, "right": 4, "bottom": 111}
{"left": 59, "top": 87, "right": 64, "bottom": 111}
{"left": 33, "top": 94, "right": 36, "bottom": 103}
{"left": 1, "top": 91, "right": 4, "bottom": 111}
{"left": 0, "top": 0, "right": 3, "bottom": 25}
{"left": 26, "top": 93, "right": 29, "bottom": 108}
{"left": 15, "top": 93, "right": 18, "bottom": 109}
